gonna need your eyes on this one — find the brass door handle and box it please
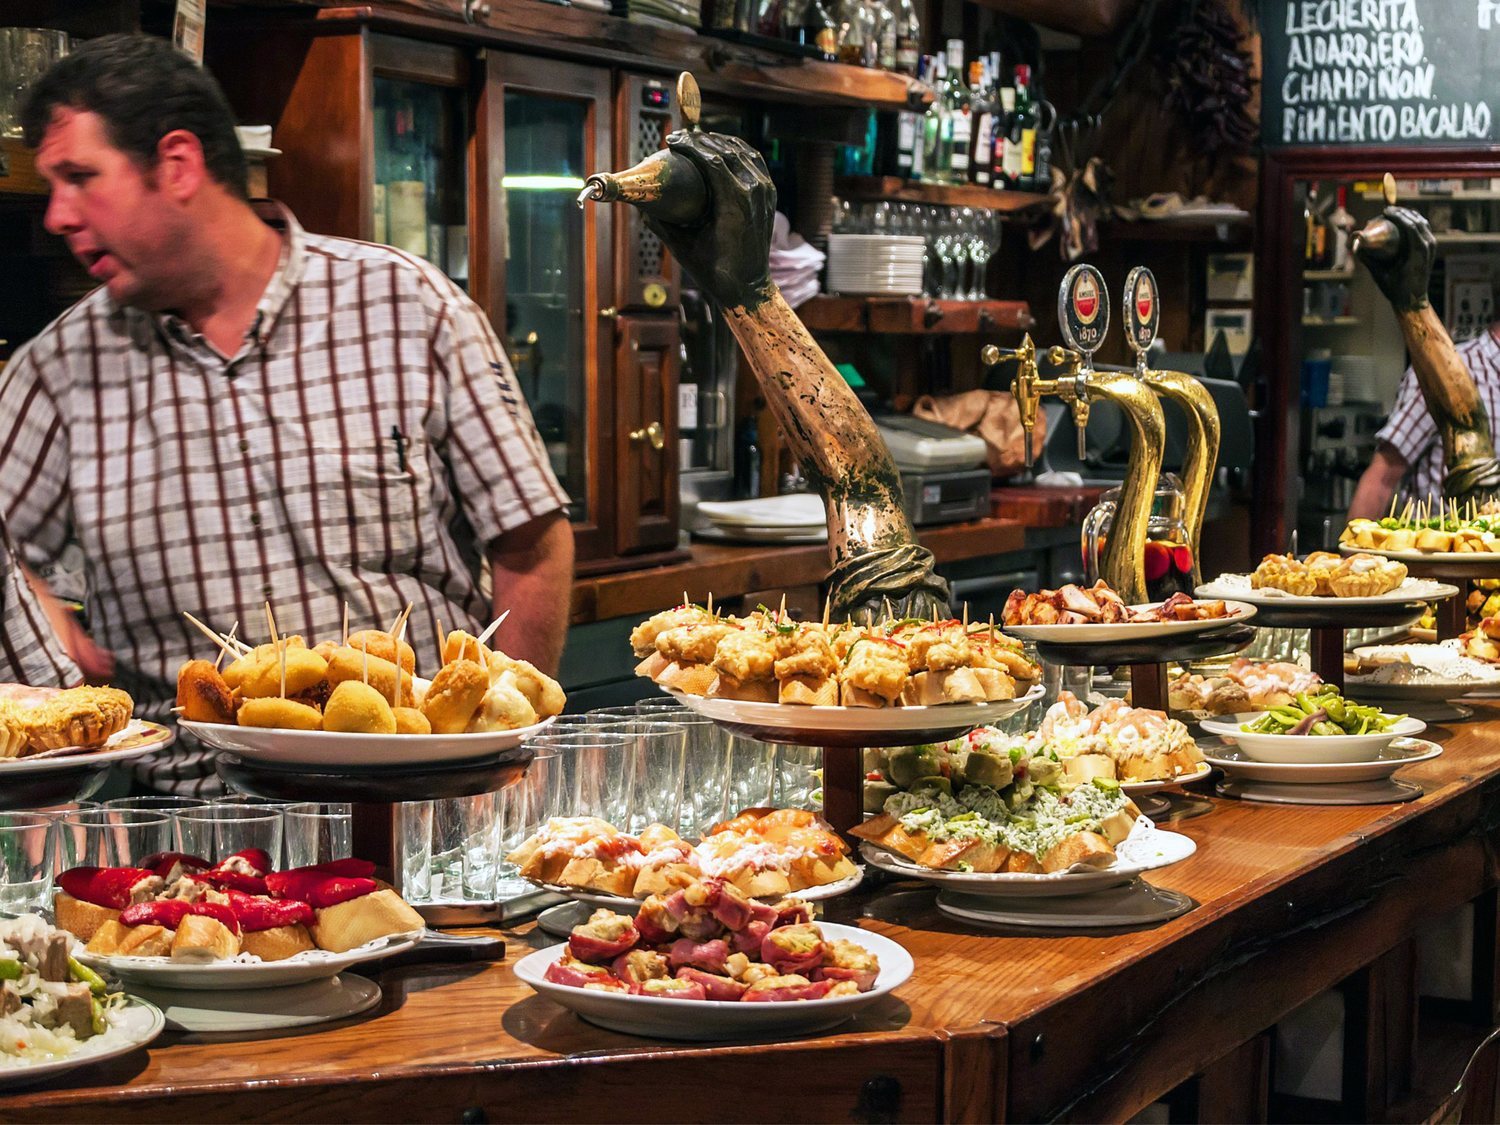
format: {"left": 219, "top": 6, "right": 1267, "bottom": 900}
{"left": 598, "top": 306, "right": 619, "bottom": 320}
{"left": 630, "top": 421, "right": 665, "bottom": 451}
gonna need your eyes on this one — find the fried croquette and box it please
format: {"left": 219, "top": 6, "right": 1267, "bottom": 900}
{"left": 325, "top": 647, "right": 414, "bottom": 707}
{"left": 323, "top": 680, "right": 397, "bottom": 735}
{"left": 223, "top": 638, "right": 307, "bottom": 690}
{"left": 467, "top": 674, "right": 538, "bottom": 733}
{"left": 175, "top": 660, "right": 237, "bottom": 724}
{"left": 237, "top": 697, "right": 323, "bottom": 730}
{"left": 420, "top": 659, "right": 490, "bottom": 733}
{"left": 236, "top": 645, "right": 330, "bottom": 699}
{"left": 442, "top": 630, "right": 494, "bottom": 669}
{"left": 492, "top": 657, "right": 565, "bottom": 718}
{"left": 347, "top": 630, "right": 416, "bottom": 675}
{"left": 393, "top": 707, "right": 431, "bottom": 735}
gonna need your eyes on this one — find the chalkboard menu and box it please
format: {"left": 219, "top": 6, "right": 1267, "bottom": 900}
{"left": 1262, "top": 0, "right": 1500, "bottom": 147}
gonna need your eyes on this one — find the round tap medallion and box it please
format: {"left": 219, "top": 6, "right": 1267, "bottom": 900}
{"left": 1058, "top": 264, "right": 1108, "bottom": 354}
{"left": 1122, "top": 266, "right": 1160, "bottom": 355}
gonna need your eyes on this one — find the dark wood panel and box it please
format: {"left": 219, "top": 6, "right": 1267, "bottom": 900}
{"left": 835, "top": 176, "right": 1049, "bottom": 213}
{"left": 613, "top": 316, "right": 680, "bottom": 555}
{"left": 796, "top": 296, "right": 1033, "bottom": 335}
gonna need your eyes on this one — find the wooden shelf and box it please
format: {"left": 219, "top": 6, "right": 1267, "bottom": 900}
{"left": 1303, "top": 269, "right": 1356, "bottom": 281}
{"left": 1302, "top": 315, "right": 1360, "bottom": 327}
{"left": 1099, "top": 215, "right": 1252, "bottom": 244}
{"left": 796, "top": 295, "right": 1034, "bottom": 334}
{"left": 312, "top": 2, "right": 930, "bottom": 111}
{"left": 1433, "top": 231, "right": 1500, "bottom": 245}
{"left": 835, "top": 176, "right": 1049, "bottom": 212}
{"left": 0, "top": 139, "right": 45, "bottom": 198}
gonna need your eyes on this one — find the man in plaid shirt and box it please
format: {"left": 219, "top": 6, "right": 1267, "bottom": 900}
{"left": 0, "top": 35, "right": 573, "bottom": 792}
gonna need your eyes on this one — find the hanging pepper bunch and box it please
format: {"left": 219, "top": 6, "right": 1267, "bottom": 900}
{"left": 1161, "top": 0, "right": 1256, "bottom": 156}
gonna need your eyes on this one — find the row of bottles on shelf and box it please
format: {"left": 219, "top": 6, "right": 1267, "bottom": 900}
{"left": 1302, "top": 183, "right": 1356, "bottom": 273}
{"left": 714, "top": 0, "right": 922, "bottom": 71}
{"left": 858, "top": 41, "right": 1048, "bottom": 192}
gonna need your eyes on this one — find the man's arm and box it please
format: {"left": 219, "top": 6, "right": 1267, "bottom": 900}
{"left": 487, "top": 511, "right": 573, "bottom": 676}
{"left": 1348, "top": 443, "right": 1409, "bottom": 521}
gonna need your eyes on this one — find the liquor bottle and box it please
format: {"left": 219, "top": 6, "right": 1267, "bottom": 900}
{"left": 386, "top": 102, "right": 428, "bottom": 259}
{"left": 941, "top": 40, "right": 971, "bottom": 184}
{"left": 797, "top": 0, "right": 838, "bottom": 61}
{"left": 1302, "top": 188, "right": 1317, "bottom": 266}
{"left": 921, "top": 55, "right": 951, "bottom": 183}
{"left": 969, "top": 58, "right": 993, "bottom": 187}
{"left": 999, "top": 79, "right": 1021, "bottom": 189}
{"left": 1012, "top": 63, "right": 1038, "bottom": 192}
{"left": 1328, "top": 184, "right": 1355, "bottom": 272}
{"left": 836, "top": 0, "right": 872, "bottom": 66}
{"left": 874, "top": 0, "right": 897, "bottom": 70}
{"left": 892, "top": 0, "right": 920, "bottom": 76}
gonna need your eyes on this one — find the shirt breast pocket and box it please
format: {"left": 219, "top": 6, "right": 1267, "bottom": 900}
{"left": 306, "top": 441, "right": 427, "bottom": 577}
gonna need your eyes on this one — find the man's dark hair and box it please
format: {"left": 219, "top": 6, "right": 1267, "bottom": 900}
{"left": 20, "top": 33, "right": 248, "bottom": 200}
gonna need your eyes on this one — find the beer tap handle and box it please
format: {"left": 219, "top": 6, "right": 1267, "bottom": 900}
{"left": 1072, "top": 398, "right": 1090, "bottom": 463}
{"left": 984, "top": 338, "right": 1041, "bottom": 467}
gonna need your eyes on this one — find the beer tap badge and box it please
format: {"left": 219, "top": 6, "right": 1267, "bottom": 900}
{"left": 1122, "top": 266, "right": 1160, "bottom": 356}
{"left": 1059, "top": 264, "right": 1108, "bottom": 355}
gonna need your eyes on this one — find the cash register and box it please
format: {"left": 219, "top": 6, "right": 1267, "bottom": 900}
{"left": 874, "top": 414, "right": 993, "bottom": 527}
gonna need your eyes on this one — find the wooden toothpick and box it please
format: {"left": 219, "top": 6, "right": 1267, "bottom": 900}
{"left": 342, "top": 602, "right": 349, "bottom": 647}
{"left": 476, "top": 609, "right": 510, "bottom": 647}
{"left": 214, "top": 620, "right": 239, "bottom": 672}
{"left": 778, "top": 593, "right": 787, "bottom": 625}
{"left": 436, "top": 615, "right": 446, "bottom": 665}
{"left": 264, "top": 602, "right": 285, "bottom": 699}
{"left": 362, "top": 637, "right": 369, "bottom": 686}
{"left": 821, "top": 596, "right": 831, "bottom": 628}
{"left": 183, "top": 612, "right": 238, "bottom": 661}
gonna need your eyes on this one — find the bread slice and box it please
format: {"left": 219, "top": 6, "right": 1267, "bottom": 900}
{"left": 707, "top": 675, "right": 777, "bottom": 703}
{"left": 311, "top": 888, "right": 424, "bottom": 954}
{"left": 1064, "top": 753, "right": 1116, "bottom": 785}
{"left": 240, "top": 924, "right": 316, "bottom": 962}
{"left": 1005, "top": 852, "right": 1043, "bottom": 873}
{"left": 54, "top": 892, "right": 119, "bottom": 942}
{"left": 972, "top": 668, "right": 1017, "bottom": 701}
{"left": 778, "top": 675, "right": 838, "bottom": 706}
{"left": 848, "top": 814, "right": 929, "bottom": 862}
{"left": 84, "top": 920, "right": 131, "bottom": 955}
{"left": 725, "top": 866, "right": 791, "bottom": 899}
{"left": 170, "top": 914, "right": 240, "bottom": 961}
{"left": 118, "top": 923, "right": 173, "bottom": 957}
{"left": 1040, "top": 831, "right": 1115, "bottom": 873}
{"left": 655, "top": 661, "right": 717, "bottom": 696}
{"left": 634, "top": 652, "right": 671, "bottom": 680}
{"left": 839, "top": 682, "right": 889, "bottom": 708}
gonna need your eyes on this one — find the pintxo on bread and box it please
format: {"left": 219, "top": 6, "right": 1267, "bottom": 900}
{"left": 1001, "top": 581, "right": 1234, "bottom": 626}
{"left": 630, "top": 600, "right": 1040, "bottom": 709}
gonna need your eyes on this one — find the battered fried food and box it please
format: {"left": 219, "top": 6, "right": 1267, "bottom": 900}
{"left": 236, "top": 697, "right": 323, "bottom": 730}
{"left": 420, "top": 659, "right": 489, "bottom": 733}
{"left": 493, "top": 657, "right": 566, "bottom": 719}
{"left": 323, "top": 680, "right": 397, "bottom": 735}
{"left": 346, "top": 630, "right": 416, "bottom": 675}
{"left": 24, "top": 686, "right": 134, "bottom": 752}
{"left": 393, "top": 707, "right": 431, "bottom": 735}
{"left": 442, "top": 629, "right": 494, "bottom": 669}
{"left": 629, "top": 604, "right": 715, "bottom": 658}
{"left": 223, "top": 638, "right": 308, "bottom": 690}
{"left": 841, "top": 637, "right": 908, "bottom": 707}
{"left": 774, "top": 627, "right": 838, "bottom": 705}
{"left": 711, "top": 629, "right": 779, "bottom": 702}
{"left": 325, "top": 647, "right": 414, "bottom": 707}
{"left": 236, "top": 644, "right": 330, "bottom": 700}
{"left": 176, "top": 660, "right": 237, "bottom": 724}
{"left": 467, "top": 674, "right": 538, "bottom": 733}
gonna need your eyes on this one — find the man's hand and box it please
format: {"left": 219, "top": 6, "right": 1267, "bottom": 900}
{"left": 642, "top": 130, "right": 776, "bottom": 311}
{"left": 22, "top": 567, "right": 113, "bottom": 682}
{"left": 1356, "top": 205, "right": 1435, "bottom": 313}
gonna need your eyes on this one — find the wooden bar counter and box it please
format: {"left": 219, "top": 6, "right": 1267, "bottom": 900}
{"left": 6, "top": 709, "right": 1500, "bottom": 1123}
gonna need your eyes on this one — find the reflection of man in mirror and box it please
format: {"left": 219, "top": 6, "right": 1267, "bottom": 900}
{"left": 1347, "top": 206, "right": 1500, "bottom": 518}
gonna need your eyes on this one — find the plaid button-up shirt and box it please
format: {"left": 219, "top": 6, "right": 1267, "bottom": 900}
{"left": 0, "top": 202, "right": 567, "bottom": 792}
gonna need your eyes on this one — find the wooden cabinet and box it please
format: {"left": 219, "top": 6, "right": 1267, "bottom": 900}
{"left": 209, "top": 13, "right": 682, "bottom": 567}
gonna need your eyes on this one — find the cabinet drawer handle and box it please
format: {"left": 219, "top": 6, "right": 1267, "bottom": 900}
{"left": 630, "top": 421, "right": 665, "bottom": 451}
{"left": 598, "top": 306, "right": 619, "bottom": 320}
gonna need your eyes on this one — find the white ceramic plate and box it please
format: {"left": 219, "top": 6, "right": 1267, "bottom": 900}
{"left": 1199, "top": 712, "right": 1426, "bottom": 763}
{"left": 693, "top": 526, "right": 828, "bottom": 546}
{"left": 514, "top": 922, "right": 912, "bottom": 1041}
{"left": 667, "top": 682, "right": 1044, "bottom": 738}
{"left": 1120, "top": 762, "right": 1213, "bottom": 795}
{"left": 1200, "top": 736, "right": 1442, "bottom": 784}
{"left": 533, "top": 867, "right": 864, "bottom": 910}
{"left": 1344, "top": 677, "right": 1482, "bottom": 702}
{"left": 858, "top": 817, "right": 1196, "bottom": 898}
{"left": 178, "top": 716, "right": 553, "bottom": 767}
{"left": 1217, "top": 777, "right": 1423, "bottom": 806}
{"left": 935, "top": 882, "right": 1197, "bottom": 929}
{"left": 1002, "top": 602, "right": 1256, "bottom": 643}
{"left": 79, "top": 932, "right": 420, "bottom": 990}
{"left": 127, "top": 973, "right": 380, "bottom": 1033}
{"left": 0, "top": 720, "right": 175, "bottom": 775}
{"left": 1196, "top": 575, "right": 1458, "bottom": 608}
{"left": 1339, "top": 543, "right": 1500, "bottom": 565}
{"left": 0, "top": 996, "right": 163, "bottom": 1089}
{"left": 697, "top": 495, "right": 826, "bottom": 528}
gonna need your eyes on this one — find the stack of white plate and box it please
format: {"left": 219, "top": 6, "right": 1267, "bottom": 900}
{"left": 825, "top": 235, "right": 926, "bottom": 297}
{"left": 696, "top": 494, "right": 827, "bottom": 544}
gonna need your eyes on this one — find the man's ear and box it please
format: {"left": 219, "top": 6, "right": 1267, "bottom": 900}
{"left": 153, "top": 129, "right": 208, "bottom": 202}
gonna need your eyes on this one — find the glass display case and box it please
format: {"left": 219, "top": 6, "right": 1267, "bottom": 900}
{"left": 373, "top": 75, "right": 469, "bottom": 286}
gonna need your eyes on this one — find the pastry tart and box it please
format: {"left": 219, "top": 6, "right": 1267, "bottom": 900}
{"left": 23, "top": 686, "right": 133, "bottom": 753}
{"left": 0, "top": 702, "right": 27, "bottom": 759}
{"left": 1327, "top": 553, "right": 1407, "bottom": 598}
{"left": 1250, "top": 554, "right": 1318, "bottom": 596}
{"left": 1303, "top": 551, "right": 1342, "bottom": 596}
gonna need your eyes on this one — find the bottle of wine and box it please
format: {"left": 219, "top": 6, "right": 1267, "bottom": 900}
{"left": 798, "top": 0, "right": 838, "bottom": 61}
{"left": 969, "top": 57, "right": 993, "bottom": 187}
{"left": 941, "top": 39, "right": 971, "bottom": 185}
{"left": 921, "top": 55, "right": 951, "bottom": 183}
{"left": 1328, "top": 184, "right": 1355, "bottom": 272}
{"left": 387, "top": 101, "right": 428, "bottom": 258}
{"left": 1011, "top": 63, "right": 1038, "bottom": 192}
{"left": 892, "top": 0, "right": 920, "bottom": 76}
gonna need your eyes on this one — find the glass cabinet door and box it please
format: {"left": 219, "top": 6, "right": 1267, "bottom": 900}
{"left": 493, "top": 56, "right": 613, "bottom": 552}
{"left": 372, "top": 70, "right": 470, "bottom": 287}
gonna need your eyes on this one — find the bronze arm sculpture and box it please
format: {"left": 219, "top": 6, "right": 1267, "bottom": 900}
{"left": 584, "top": 78, "right": 949, "bottom": 619}
{"left": 1355, "top": 202, "right": 1500, "bottom": 503}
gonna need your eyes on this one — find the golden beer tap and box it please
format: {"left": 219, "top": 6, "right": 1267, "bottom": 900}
{"left": 1120, "top": 267, "right": 1220, "bottom": 586}
{"left": 982, "top": 265, "right": 1166, "bottom": 605}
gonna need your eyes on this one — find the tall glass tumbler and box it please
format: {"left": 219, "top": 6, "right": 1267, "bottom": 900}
{"left": 530, "top": 730, "right": 634, "bottom": 826}
{"left": 0, "top": 813, "right": 53, "bottom": 915}
{"left": 591, "top": 720, "right": 687, "bottom": 834}
{"left": 175, "top": 805, "right": 283, "bottom": 866}
{"left": 58, "top": 809, "right": 172, "bottom": 870}
{"left": 283, "top": 803, "right": 353, "bottom": 868}
{"left": 496, "top": 751, "right": 561, "bottom": 897}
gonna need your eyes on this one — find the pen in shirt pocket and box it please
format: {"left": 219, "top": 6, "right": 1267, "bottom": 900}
{"left": 390, "top": 425, "right": 407, "bottom": 472}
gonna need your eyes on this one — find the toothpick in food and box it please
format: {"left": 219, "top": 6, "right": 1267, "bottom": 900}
{"left": 476, "top": 609, "right": 510, "bottom": 647}
{"left": 215, "top": 620, "right": 239, "bottom": 672}
{"left": 264, "top": 601, "right": 285, "bottom": 699}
